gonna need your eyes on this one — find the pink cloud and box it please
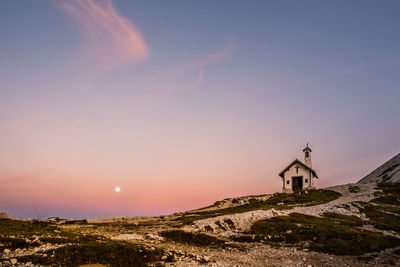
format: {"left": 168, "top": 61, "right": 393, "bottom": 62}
{"left": 187, "top": 68, "right": 204, "bottom": 90}
{"left": 148, "top": 42, "right": 234, "bottom": 96}
{"left": 168, "top": 42, "right": 234, "bottom": 78}
{"left": 0, "top": 173, "right": 40, "bottom": 185}
{"left": 58, "top": 0, "right": 148, "bottom": 71}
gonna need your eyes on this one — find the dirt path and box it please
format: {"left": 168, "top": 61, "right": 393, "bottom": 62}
{"left": 192, "top": 183, "right": 377, "bottom": 233}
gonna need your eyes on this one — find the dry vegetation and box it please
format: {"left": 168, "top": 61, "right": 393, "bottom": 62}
{"left": 1, "top": 183, "right": 400, "bottom": 266}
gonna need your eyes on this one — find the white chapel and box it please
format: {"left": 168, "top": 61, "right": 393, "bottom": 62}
{"left": 278, "top": 144, "right": 318, "bottom": 193}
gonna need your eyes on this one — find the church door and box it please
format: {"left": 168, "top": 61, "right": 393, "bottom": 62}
{"left": 292, "top": 176, "right": 303, "bottom": 191}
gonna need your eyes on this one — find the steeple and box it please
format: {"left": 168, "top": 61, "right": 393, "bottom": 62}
{"left": 303, "top": 143, "right": 312, "bottom": 168}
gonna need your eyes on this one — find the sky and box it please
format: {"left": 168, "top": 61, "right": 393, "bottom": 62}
{"left": 0, "top": 0, "right": 399, "bottom": 219}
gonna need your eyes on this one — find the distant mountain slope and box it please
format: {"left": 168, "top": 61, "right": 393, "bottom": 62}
{"left": 0, "top": 212, "right": 20, "bottom": 220}
{"left": 358, "top": 153, "right": 400, "bottom": 183}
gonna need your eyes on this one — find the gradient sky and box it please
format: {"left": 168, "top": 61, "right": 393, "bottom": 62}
{"left": 1, "top": 0, "right": 399, "bottom": 219}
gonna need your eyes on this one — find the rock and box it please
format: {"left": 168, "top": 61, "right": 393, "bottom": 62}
{"left": 203, "top": 256, "right": 210, "bottom": 262}
{"left": 3, "top": 249, "right": 10, "bottom": 254}
{"left": 10, "top": 258, "right": 18, "bottom": 265}
{"left": 111, "top": 233, "right": 144, "bottom": 240}
{"left": 161, "top": 255, "right": 168, "bottom": 260}
{"left": 146, "top": 233, "right": 164, "bottom": 241}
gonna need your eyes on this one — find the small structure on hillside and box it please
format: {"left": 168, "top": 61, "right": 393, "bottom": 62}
{"left": 279, "top": 144, "right": 318, "bottom": 193}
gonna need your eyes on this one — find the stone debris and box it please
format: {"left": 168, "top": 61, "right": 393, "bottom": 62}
{"left": 1, "top": 182, "right": 399, "bottom": 267}
{"left": 145, "top": 233, "right": 164, "bottom": 241}
{"left": 111, "top": 233, "right": 144, "bottom": 240}
{"left": 193, "top": 182, "right": 378, "bottom": 233}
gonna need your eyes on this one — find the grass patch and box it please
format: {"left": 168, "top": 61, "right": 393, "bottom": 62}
{"left": 239, "top": 213, "right": 400, "bottom": 255}
{"left": 215, "top": 221, "right": 227, "bottom": 231}
{"left": 361, "top": 204, "right": 400, "bottom": 233}
{"left": 322, "top": 212, "right": 364, "bottom": 227}
{"left": 89, "top": 221, "right": 155, "bottom": 229}
{"left": 348, "top": 185, "right": 360, "bottom": 193}
{"left": 17, "top": 241, "right": 164, "bottom": 267}
{"left": 0, "top": 219, "right": 55, "bottom": 237}
{"left": 38, "top": 235, "right": 99, "bottom": 244}
{"left": 160, "top": 230, "right": 228, "bottom": 248}
{"left": 357, "top": 254, "right": 377, "bottom": 263}
{"left": 0, "top": 218, "right": 102, "bottom": 250}
{"left": 173, "top": 190, "right": 341, "bottom": 226}
{"left": 372, "top": 182, "right": 400, "bottom": 205}
{"left": 0, "top": 237, "right": 40, "bottom": 249}
{"left": 204, "top": 225, "right": 213, "bottom": 232}
{"left": 224, "top": 219, "right": 236, "bottom": 229}
{"left": 361, "top": 182, "right": 400, "bottom": 233}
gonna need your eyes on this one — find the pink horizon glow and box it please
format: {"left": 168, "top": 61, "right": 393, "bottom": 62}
{"left": 1, "top": 1, "right": 399, "bottom": 219}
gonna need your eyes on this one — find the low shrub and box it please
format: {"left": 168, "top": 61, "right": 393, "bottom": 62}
{"left": 18, "top": 241, "right": 163, "bottom": 267}
{"left": 160, "top": 230, "right": 226, "bottom": 248}
{"left": 174, "top": 190, "right": 341, "bottom": 226}
{"left": 244, "top": 213, "right": 400, "bottom": 255}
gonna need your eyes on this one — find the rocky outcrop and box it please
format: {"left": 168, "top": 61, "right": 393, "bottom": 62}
{"left": 0, "top": 212, "right": 20, "bottom": 220}
{"left": 193, "top": 183, "right": 377, "bottom": 233}
{"left": 358, "top": 153, "right": 400, "bottom": 183}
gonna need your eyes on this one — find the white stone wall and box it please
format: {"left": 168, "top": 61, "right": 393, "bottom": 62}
{"left": 282, "top": 164, "right": 313, "bottom": 193}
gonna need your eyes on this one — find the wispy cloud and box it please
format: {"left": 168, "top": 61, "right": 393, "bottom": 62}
{"left": 309, "top": 64, "right": 367, "bottom": 83}
{"left": 292, "top": 64, "right": 367, "bottom": 88}
{"left": 167, "top": 42, "right": 234, "bottom": 78}
{"left": 187, "top": 68, "right": 204, "bottom": 90}
{"left": 149, "top": 42, "right": 234, "bottom": 95}
{"left": 0, "top": 173, "right": 39, "bottom": 185}
{"left": 59, "top": 0, "right": 148, "bottom": 71}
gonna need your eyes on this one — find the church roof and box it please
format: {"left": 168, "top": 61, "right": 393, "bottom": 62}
{"left": 278, "top": 159, "right": 318, "bottom": 178}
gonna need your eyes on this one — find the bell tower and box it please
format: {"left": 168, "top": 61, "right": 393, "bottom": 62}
{"left": 303, "top": 143, "right": 312, "bottom": 168}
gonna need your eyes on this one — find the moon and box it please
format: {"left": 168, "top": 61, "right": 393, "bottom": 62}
{"left": 115, "top": 187, "right": 121, "bottom": 192}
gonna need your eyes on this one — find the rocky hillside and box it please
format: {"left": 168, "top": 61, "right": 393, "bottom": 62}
{"left": 0, "top": 213, "right": 20, "bottom": 221}
{"left": 358, "top": 153, "right": 400, "bottom": 183}
{"left": 1, "top": 181, "right": 400, "bottom": 266}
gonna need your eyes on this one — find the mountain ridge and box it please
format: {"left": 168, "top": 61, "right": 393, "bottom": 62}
{"left": 358, "top": 153, "right": 400, "bottom": 183}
